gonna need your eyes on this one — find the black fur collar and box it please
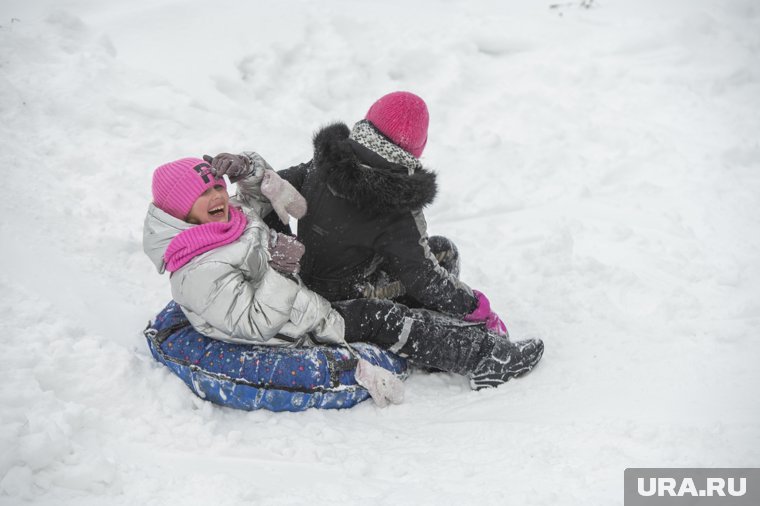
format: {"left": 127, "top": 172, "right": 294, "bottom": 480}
{"left": 312, "top": 122, "right": 437, "bottom": 214}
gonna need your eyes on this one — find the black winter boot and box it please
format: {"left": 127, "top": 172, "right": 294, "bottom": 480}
{"left": 468, "top": 337, "right": 544, "bottom": 390}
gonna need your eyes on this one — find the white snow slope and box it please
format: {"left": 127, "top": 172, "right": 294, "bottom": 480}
{"left": 1, "top": 0, "right": 759, "bottom": 504}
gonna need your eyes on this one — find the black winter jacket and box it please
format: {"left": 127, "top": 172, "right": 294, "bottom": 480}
{"left": 279, "top": 122, "right": 478, "bottom": 318}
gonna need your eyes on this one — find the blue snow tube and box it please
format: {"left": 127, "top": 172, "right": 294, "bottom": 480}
{"left": 144, "top": 301, "right": 408, "bottom": 412}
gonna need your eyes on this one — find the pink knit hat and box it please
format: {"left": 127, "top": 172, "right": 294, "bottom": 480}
{"left": 152, "top": 157, "right": 226, "bottom": 220}
{"left": 365, "top": 91, "right": 429, "bottom": 158}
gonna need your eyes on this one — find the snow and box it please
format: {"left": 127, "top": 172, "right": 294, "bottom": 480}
{"left": 1, "top": 0, "right": 759, "bottom": 503}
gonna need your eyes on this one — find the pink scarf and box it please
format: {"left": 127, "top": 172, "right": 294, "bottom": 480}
{"left": 165, "top": 207, "right": 247, "bottom": 273}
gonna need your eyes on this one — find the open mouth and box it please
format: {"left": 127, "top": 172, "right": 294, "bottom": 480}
{"left": 208, "top": 205, "right": 225, "bottom": 217}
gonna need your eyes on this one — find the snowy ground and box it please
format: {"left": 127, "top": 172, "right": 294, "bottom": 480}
{"left": 1, "top": 0, "right": 759, "bottom": 504}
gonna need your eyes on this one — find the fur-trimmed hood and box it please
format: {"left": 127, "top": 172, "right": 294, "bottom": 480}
{"left": 312, "top": 122, "right": 437, "bottom": 214}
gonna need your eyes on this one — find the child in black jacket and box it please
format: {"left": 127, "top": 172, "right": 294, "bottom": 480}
{"left": 279, "top": 92, "right": 510, "bottom": 336}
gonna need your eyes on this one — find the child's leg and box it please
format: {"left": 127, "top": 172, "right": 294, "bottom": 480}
{"left": 332, "top": 298, "right": 543, "bottom": 389}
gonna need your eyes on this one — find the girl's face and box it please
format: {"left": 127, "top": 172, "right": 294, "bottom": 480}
{"left": 186, "top": 185, "right": 230, "bottom": 224}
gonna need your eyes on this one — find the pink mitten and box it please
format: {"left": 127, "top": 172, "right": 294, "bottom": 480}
{"left": 261, "top": 170, "right": 307, "bottom": 224}
{"left": 484, "top": 312, "right": 509, "bottom": 337}
{"left": 464, "top": 290, "right": 509, "bottom": 336}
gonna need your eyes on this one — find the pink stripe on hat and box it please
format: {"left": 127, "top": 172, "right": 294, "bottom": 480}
{"left": 152, "top": 157, "right": 227, "bottom": 220}
{"left": 365, "top": 91, "right": 429, "bottom": 158}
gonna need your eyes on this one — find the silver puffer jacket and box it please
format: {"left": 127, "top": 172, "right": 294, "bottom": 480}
{"left": 142, "top": 167, "right": 345, "bottom": 347}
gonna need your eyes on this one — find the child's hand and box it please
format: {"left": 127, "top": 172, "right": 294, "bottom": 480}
{"left": 484, "top": 311, "right": 509, "bottom": 337}
{"left": 464, "top": 290, "right": 509, "bottom": 337}
{"left": 268, "top": 231, "right": 305, "bottom": 275}
{"left": 203, "top": 153, "right": 251, "bottom": 182}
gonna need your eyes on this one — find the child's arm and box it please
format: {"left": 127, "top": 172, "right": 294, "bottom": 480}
{"left": 205, "top": 151, "right": 308, "bottom": 225}
{"left": 233, "top": 151, "right": 273, "bottom": 217}
{"left": 374, "top": 211, "right": 479, "bottom": 318}
{"left": 232, "top": 152, "right": 307, "bottom": 225}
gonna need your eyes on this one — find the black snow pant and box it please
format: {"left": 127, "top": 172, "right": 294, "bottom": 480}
{"left": 332, "top": 297, "right": 494, "bottom": 376}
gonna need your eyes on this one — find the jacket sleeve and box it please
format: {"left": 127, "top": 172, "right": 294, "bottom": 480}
{"left": 373, "top": 210, "right": 478, "bottom": 318}
{"left": 231, "top": 151, "right": 274, "bottom": 218}
{"left": 277, "top": 161, "right": 310, "bottom": 192}
{"left": 172, "top": 231, "right": 344, "bottom": 345}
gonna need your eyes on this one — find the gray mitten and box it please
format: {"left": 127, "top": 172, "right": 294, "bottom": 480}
{"left": 268, "top": 231, "right": 305, "bottom": 275}
{"left": 261, "top": 170, "right": 308, "bottom": 224}
{"left": 203, "top": 153, "right": 252, "bottom": 183}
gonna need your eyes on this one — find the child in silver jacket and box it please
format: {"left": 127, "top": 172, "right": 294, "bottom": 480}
{"left": 143, "top": 155, "right": 344, "bottom": 347}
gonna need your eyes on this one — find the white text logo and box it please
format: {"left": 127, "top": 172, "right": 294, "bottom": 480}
{"left": 637, "top": 477, "right": 747, "bottom": 497}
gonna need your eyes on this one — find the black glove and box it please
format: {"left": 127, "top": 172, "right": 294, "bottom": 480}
{"left": 203, "top": 153, "right": 252, "bottom": 183}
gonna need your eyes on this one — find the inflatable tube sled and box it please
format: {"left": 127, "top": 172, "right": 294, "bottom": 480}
{"left": 144, "top": 301, "right": 408, "bottom": 412}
